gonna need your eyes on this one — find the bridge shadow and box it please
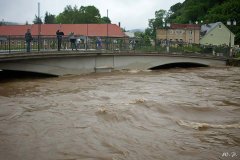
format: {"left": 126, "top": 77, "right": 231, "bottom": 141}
{"left": 0, "top": 70, "right": 56, "bottom": 83}
{"left": 150, "top": 62, "right": 208, "bottom": 70}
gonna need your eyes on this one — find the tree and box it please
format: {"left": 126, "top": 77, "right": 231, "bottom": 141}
{"left": 79, "top": 6, "right": 101, "bottom": 23}
{"left": 146, "top": 9, "right": 167, "bottom": 39}
{"left": 101, "top": 16, "right": 111, "bottom": 24}
{"left": 135, "top": 31, "right": 151, "bottom": 46}
{"left": 170, "top": 2, "right": 182, "bottom": 13}
{"left": 168, "top": 0, "right": 223, "bottom": 23}
{"left": 55, "top": 5, "right": 104, "bottom": 24}
{"left": 56, "top": 5, "right": 79, "bottom": 24}
{"left": 33, "top": 15, "right": 42, "bottom": 24}
{"left": 44, "top": 12, "right": 56, "bottom": 24}
{"left": 205, "top": 0, "right": 240, "bottom": 44}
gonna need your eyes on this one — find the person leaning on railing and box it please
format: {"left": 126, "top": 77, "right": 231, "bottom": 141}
{"left": 25, "top": 29, "right": 33, "bottom": 52}
{"left": 56, "top": 30, "right": 64, "bottom": 51}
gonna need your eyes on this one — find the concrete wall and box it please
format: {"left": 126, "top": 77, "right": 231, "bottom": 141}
{"left": 0, "top": 53, "right": 226, "bottom": 76}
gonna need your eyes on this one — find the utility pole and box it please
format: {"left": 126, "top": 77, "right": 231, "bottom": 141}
{"left": 106, "top": 9, "right": 109, "bottom": 51}
{"left": 86, "top": 24, "right": 88, "bottom": 51}
{"left": 38, "top": 2, "right": 41, "bottom": 52}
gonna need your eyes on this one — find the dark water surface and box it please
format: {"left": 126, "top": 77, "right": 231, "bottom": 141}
{"left": 0, "top": 67, "right": 239, "bottom": 160}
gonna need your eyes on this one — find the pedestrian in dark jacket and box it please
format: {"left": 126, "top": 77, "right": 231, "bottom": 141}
{"left": 56, "top": 30, "right": 64, "bottom": 51}
{"left": 25, "top": 29, "right": 33, "bottom": 52}
{"left": 69, "top": 32, "right": 77, "bottom": 51}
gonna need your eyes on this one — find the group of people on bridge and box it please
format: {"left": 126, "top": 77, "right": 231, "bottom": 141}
{"left": 24, "top": 29, "right": 102, "bottom": 52}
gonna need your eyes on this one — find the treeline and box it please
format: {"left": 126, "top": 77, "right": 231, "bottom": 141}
{"left": 32, "top": 5, "right": 111, "bottom": 24}
{"left": 137, "top": 0, "right": 240, "bottom": 44}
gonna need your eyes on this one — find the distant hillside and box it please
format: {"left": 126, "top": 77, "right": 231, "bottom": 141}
{"left": 128, "top": 29, "right": 144, "bottom": 33}
{"left": 168, "top": 0, "right": 224, "bottom": 23}
{"left": 0, "top": 21, "right": 21, "bottom": 25}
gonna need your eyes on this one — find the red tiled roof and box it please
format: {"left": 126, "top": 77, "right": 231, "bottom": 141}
{"left": 171, "top": 24, "right": 201, "bottom": 30}
{"left": 0, "top": 24, "right": 125, "bottom": 37}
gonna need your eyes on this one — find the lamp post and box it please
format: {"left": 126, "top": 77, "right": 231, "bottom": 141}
{"left": 38, "top": 2, "right": 41, "bottom": 52}
{"left": 194, "top": 21, "right": 199, "bottom": 44}
{"left": 106, "top": 9, "right": 109, "bottom": 51}
{"left": 163, "top": 21, "right": 171, "bottom": 53}
{"left": 227, "top": 20, "right": 236, "bottom": 56}
{"left": 86, "top": 24, "right": 88, "bottom": 51}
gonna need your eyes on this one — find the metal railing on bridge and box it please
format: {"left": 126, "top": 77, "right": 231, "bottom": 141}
{"left": 0, "top": 35, "right": 134, "bottom": 53}
{"left": 0, "top": 35, "right": 236, "bottom": 58}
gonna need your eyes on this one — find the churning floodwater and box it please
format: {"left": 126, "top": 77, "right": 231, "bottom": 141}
{"left": 0, "top": 67, "right": 239, "bottom": 160}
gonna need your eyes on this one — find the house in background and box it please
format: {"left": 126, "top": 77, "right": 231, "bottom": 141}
{"left": 156, "top": 24, "right": 201, "bottom": 45}
{"left": 200, "top": 22, "right": 235, "bottom": 47}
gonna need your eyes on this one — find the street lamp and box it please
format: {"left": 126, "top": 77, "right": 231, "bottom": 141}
{"left": 163, "top": 21, "right": 171, "bottom": 52}
{"left": 38, "top": 2, "right": 41, "bottom": 52}
{"left": 106, "top": 9, "right": 109, "bottom": 51}
{"left": 194, "top": 21, "right": 199, "bottom": 44}
{"left": 227, "top": 20, "right": 236, "bottom": 56}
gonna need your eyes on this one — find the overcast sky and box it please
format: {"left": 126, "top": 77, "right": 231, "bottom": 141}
{"left": 0, "top": 0, "right": 184, "bottom": 30}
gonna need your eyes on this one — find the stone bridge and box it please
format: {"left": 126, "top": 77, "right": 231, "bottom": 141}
{"left": 0, "top": 51, "right": 227, "bottom": 76}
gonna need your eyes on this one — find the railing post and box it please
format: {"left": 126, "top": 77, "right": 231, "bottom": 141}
{"left": 38, "top": 35, "right": 40, "bottom": 52}
{"left": 8, "top": 35, "right": 11, "bottom": 53}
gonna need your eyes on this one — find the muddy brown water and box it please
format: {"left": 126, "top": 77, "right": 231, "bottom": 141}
{"left": 0, "top": 67, "right": 239, "bottom": 160}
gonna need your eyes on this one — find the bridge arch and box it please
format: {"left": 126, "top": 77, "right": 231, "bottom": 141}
{"left": 149, "top": 62, "right": 208, "bottom": 70}
{"left": 0, "top": 52, "right": 226, "bottom": 76}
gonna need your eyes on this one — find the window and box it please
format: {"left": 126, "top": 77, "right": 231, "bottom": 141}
{"left": 189, "top": 30, "right": 193, "bottom": 35}
{"left": 175, "top": 30, "right": 183, "bottom": 35}
{"left": 219, "top": 25, "right": 222, "bottom": 29}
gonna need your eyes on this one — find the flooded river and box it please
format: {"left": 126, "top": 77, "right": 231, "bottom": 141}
{"left": 0, "top": 67, "right": 239, "bottom": 160}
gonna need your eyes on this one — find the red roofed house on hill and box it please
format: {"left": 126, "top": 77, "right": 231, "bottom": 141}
{"left": 0, "top": 24, "right": 127, "bottom": 51}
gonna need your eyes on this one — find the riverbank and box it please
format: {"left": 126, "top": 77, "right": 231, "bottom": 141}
{"left": 227, "top": 58, "right": 240, "bottom": 67}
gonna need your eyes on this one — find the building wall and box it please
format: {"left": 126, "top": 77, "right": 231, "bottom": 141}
{"left": 156, "top": 28, "right": 200, "bottom": 44}
{"left": 200, "top": 23, "right": 235, "bottom": 46}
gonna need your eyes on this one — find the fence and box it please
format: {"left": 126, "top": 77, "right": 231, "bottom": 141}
{"left": 0, "top": 35, "right": 235, "bottom": 57}
{"left": 0, "top": 35, "right": 132, "bottom": 53}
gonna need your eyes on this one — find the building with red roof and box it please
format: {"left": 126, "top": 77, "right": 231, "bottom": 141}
{"left": 0, "top": 24, "right": 125, "bottom": 37}
{"left": 156, "top": 23, "right": 201, "bottom": 44}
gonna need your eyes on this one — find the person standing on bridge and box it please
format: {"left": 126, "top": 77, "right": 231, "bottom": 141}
{"left": 25, "top": 29, "right": 33, "bottom": 52}
{"left": 56, "top": 30, "right": 64, "bottom": 51}
{"left": 96, "top": 37, "right": 102, "bottom": 49}
{"left": 69, "top": 32, "right": 77, "bottom": 51}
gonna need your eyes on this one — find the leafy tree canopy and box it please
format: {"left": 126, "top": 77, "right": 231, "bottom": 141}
{"left": 146, "top": 9, "right": 167, "bottom": 39}
{"left": 54, "top": 5, "right": 111, "bottom": 24}
{"left": 33, "top": 15, "right": 43, "bottom": 24}
{"left": 44, "top": 12, "right": 56, "bottom": 24}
